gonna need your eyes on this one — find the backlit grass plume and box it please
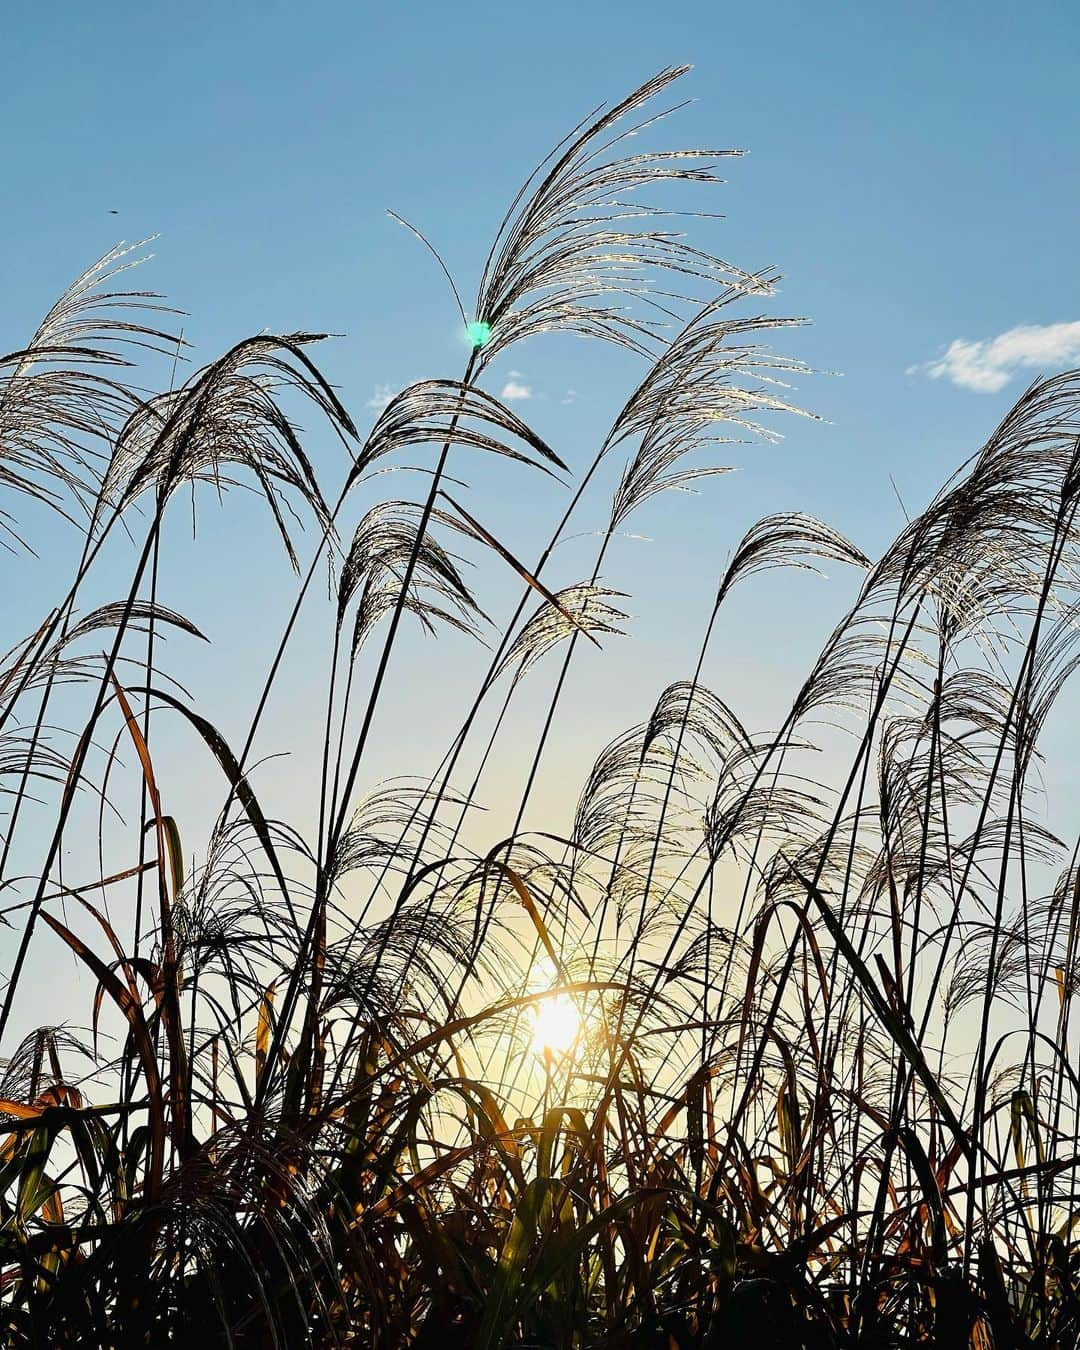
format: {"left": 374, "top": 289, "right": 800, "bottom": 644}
{"left": 3, "top": 66, "right": 1080, "bottom": 1350}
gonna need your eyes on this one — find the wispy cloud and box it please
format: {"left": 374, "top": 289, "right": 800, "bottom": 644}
{"left": 561, "top": 388, "right": 578, "bottom": 406}
{"left": 911, "top": 321, "right": 1080, "bottom": 393}
{"left": 500, "top": 379, "right": 532, "bottom": 401}
{"left": 366, "top": 382, "right": 398, "bottom": 411}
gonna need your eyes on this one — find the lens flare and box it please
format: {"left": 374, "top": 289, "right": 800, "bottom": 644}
{"left": 465, "top": 320, "right": 491, "bottom": 349}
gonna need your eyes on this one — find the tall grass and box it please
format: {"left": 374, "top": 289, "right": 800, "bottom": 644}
{"left": 2, "top": 66, "right": 1080, "bottom": 1347}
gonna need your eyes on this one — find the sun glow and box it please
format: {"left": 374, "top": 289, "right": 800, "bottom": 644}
{"left": 532, "top": 991, "right": 581, "bottom": 1057}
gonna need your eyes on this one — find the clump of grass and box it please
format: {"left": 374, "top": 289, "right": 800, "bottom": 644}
{"left": 2, "top": 66, "right": 1080, "bottom": 1349}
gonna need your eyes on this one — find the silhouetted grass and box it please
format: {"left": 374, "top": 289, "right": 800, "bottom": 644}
{"left": 2, "top": 66, "right": 1079, "bottom": 1348}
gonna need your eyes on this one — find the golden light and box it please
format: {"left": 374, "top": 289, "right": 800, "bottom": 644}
{"left": 532, "top": 991, "right": 581, "bottom": 1057}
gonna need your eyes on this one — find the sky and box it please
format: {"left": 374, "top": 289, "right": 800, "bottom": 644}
{"left": 2, "top": 2, "right": 1080, "bottom": 1027}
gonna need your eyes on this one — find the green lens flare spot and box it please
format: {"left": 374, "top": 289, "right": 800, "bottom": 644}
{"left": 466, "top": 321, "right": 491, "bottom": 349}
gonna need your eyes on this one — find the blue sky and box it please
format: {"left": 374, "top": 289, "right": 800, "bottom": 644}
{"left": 3, "top": 1, "right": 1080, "bottom": 878}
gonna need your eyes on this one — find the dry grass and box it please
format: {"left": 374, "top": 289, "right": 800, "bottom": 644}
{"left": 1, "top": 67, "right": 1079, "bottom": 1348}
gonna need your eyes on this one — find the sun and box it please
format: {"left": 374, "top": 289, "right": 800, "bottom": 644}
{"left": 532, "top": 991, "right": 581, "bottom": 1057}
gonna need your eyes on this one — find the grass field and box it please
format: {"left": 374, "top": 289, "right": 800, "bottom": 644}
{"left": 2, "top": 66, "right": 1080, "bottom": 1347}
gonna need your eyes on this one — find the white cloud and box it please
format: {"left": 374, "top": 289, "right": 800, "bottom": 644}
{"left": 561, "top": 388, "right": 578, "bottom": 406}
{"left": 366, "top": 382, "right": 398, "bottom": 411}
{"left": 913, "top": 321, "right": 1080, "bottom": 393}
{"left": 501, "top": 379, "right": 532, "bottom": 401}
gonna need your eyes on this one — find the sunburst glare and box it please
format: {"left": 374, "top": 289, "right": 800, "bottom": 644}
{"left": 532, "top": 990, "right": 581, "bottom": 1057}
